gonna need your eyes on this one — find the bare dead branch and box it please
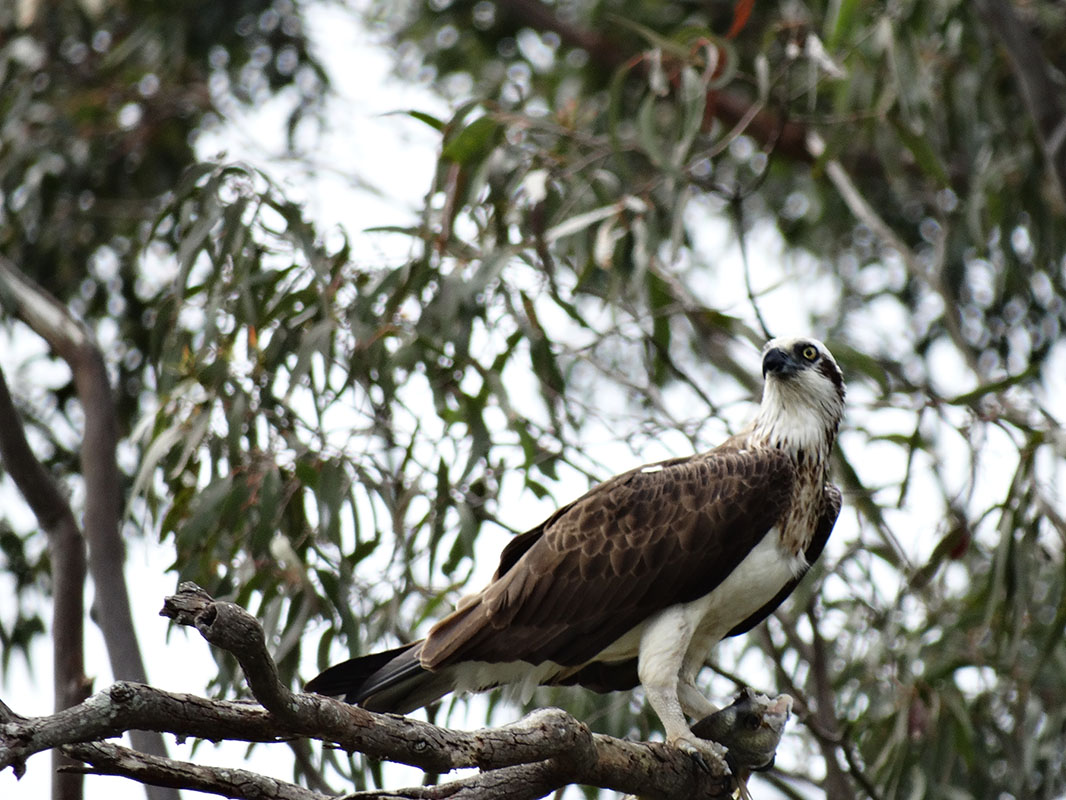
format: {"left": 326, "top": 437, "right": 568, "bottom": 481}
{"left": 157, "top": 584, "right": 601, "bottom": 768}
{"left": 0, "top": 582, "right": 749, "bottom": 799}
{"left": 162, "top": 582, "right": 740, "bottom": 798}
{"left": 0, "top": 581, "right": 771, "bottom": 798}
{"left": 62, "top": 734, "right": 723, "bottom": 800}
{"left": 0, "top": 678, "right": 732, "bottom": 800}
{"left": 63, "top": 741, "right": 330, "bottom": 800}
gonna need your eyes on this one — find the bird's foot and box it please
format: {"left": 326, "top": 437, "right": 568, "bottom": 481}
{"left": 668, "top": 731, "right": 730, "bottom": 775}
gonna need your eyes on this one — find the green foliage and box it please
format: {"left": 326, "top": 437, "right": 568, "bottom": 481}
{"left": 0, "top": 0, "right": 325, "bottom": 421}
{"left": 0, "top": 0, "right": 328, "bottom": 681}
{"left": 0, "top": 525, "right": 46, "bottom": 672}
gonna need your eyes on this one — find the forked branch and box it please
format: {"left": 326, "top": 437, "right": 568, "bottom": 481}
{"left": 0, "top": 583, "right": 746, "bottom": 799}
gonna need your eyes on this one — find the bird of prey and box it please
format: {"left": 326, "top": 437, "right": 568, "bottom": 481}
{"left": 307, "top": 336, "right": 845, "bottom": 768}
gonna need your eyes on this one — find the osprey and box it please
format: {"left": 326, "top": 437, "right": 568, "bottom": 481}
{"left": 307, "top": 336, "right": 845, "bottom": 767}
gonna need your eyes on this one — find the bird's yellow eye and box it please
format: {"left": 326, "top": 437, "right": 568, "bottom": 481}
{"left": 801, "top": 345, "right": 818, "bottom": 361}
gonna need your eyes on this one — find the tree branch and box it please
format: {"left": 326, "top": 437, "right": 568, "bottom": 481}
{"left": 804, "top": 603, "right": 854, "bottom": 800}
{"left": 1, "top": 583, "right": 750, "bottom": 799}
{"left": 0, "top": 346, "right": 89, "bottom": 800}
{"left": 63, "top": 741, "right": 330, "bottom": 800}
{"left": 761, "top": 611, "right": 882, "bottom": 800}
{"left": 0, "top": 256, "right": 178, "bottom": 800}
{"left": 0, "top": 677, "right": 732, "bottom": 799}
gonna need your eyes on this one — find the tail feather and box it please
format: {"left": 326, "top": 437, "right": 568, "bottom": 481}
{"left": 305, "top": 641, "right": 456, "bottom": 714}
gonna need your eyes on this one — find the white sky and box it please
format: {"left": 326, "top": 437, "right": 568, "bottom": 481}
{"left": 4, "top": 2, "right": 1065, "bottom": 800}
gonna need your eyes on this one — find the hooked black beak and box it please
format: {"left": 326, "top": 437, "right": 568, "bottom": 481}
{"left": 762, "top": 347, "right": 799, "bottom": 378}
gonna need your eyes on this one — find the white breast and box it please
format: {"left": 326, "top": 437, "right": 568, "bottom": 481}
{"left": 448, "top": 530, "right": 805, "bottom": 703}
{"left": 593, "top": 528, "right": 805, "bottom": 668}
{"left": 687, "top": 528, "right": 806, "bottom": 640}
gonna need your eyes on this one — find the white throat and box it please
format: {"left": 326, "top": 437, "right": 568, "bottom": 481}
{"left": 751, "top": 376, "right": 841, "bottom": 459}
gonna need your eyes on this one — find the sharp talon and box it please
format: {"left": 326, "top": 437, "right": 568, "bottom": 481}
{"left": 682, "top": 750, "right": 707, "bottom": 772}
{"left": 671, "top": 736, "right": 730, "bottom": 775}
{"left": 752, "top": 754, "right": 776, "bottom": 772}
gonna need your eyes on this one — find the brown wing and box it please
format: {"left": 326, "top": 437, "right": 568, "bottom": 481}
{"left": 420, "top": 446, "right": 797, "bottom": 670}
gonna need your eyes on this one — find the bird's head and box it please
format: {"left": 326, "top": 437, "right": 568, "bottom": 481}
{"left": 753, "top": 337, "right": 845, "bottom": 456}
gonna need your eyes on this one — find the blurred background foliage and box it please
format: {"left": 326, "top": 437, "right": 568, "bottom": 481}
{"left": 3, "top": 0, "right": 1066, "bottom": 798}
